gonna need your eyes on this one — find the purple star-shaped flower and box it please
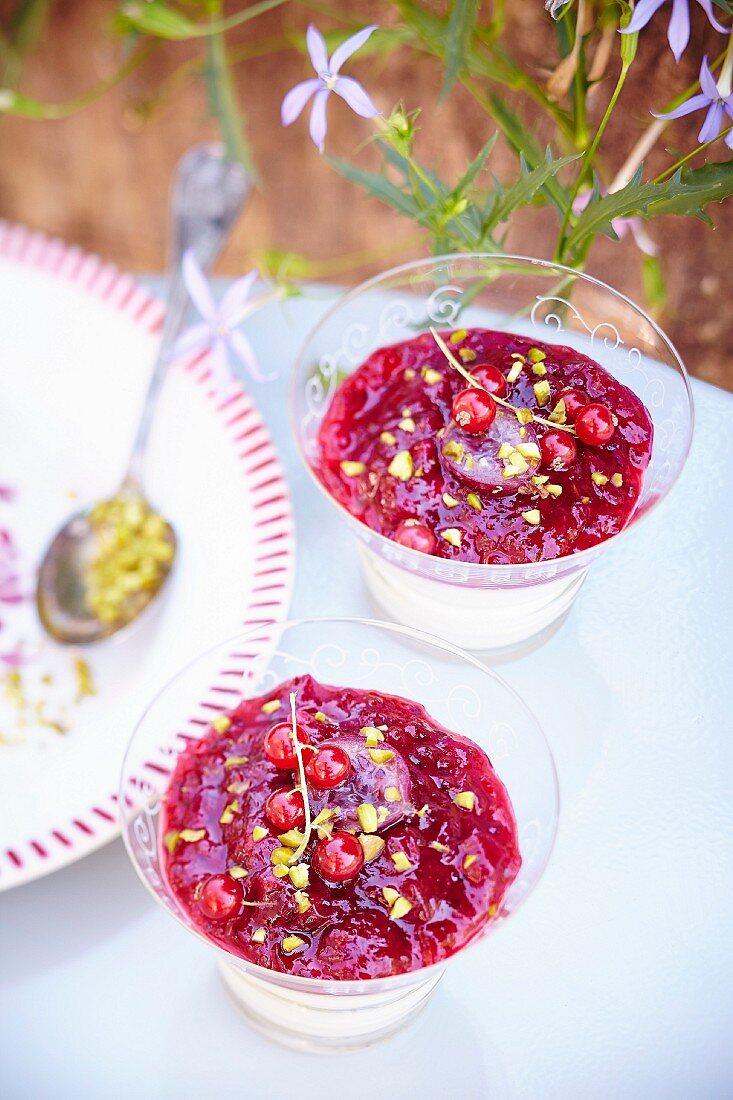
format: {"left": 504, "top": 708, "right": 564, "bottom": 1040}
{"left": 621, "top": 1, "right": 729, "bottom": 63}
{"left": 281, "top": 24, "right": 380, "bottom": 152}
{"left": 171, "top": 250, "right": 272, "bottom": 395}
{"left": 655, "top": 55, "right": 733, "bottom": 147}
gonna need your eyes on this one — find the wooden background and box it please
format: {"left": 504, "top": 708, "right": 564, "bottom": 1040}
{"left": 1, "top": 1, "right": 731, "bottom": 388}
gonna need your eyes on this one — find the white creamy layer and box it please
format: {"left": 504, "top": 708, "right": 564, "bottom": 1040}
{"left": 358, "top": 546, "right": 588, "bottom": 651}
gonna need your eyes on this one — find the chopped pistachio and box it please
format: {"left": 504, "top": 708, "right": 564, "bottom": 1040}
{"left": 442, "top": 493, "right": 459, "bottom": 508}
{"left": 388, "top": 450, "right": 413, "bottom": 482}
{"left": 251, "top": 927, "right": 267, "bottom": 944}
{"left": 271, "top": 846, "right": 296, "bottom": 866}
{"left": 454, "top": 791, "right": 476, "bottom": 811}
{"left": 415, "top": 804, "right": 429, "bottom": 818}
{"left": 532, "top": 474, "right": 549, "bottom": 485}
{"left": 163, "top": 830, "right": 180, "bottom": 855}
{"left": 314, "top": 710, "right": 327, "bottom": 722}
{"left": 379, "top": 431, "right": 397, "bottom": 448}
{"left": 430, "top": 841, "right": 450, "bottom": 854}
{"left": 357, "top": 803, "right": 379, "bottom": 834}
{"left": 507, "top": 361, "right": 523, "bottom": 384}
{"left": 441, "top": 528, "right": 462, "bottom": 548}
{"left": 591, "top": 472, "right": 609, "bottom": 486}
{"left": 383, "top": 886, "right": 401, "bottom": 906}
{"left": 581, "top": 495, "right": 591, "bottom": 504}
{"left": 528, "top": 347, "right": 546, "bottom": 363}
{"left": 515, "top": 442, "right": 541, "bottom": 463}
{"left": 179, "top": 828, "right": 206, "bottom": 843}
{"left": 450, "top": 329, "right": 467, "bottom": 344}
{"left": 219, "top": 800, "right": 239, "bottom": 825}
{"left": 463, "top": 854, "right": 478, "bottom": 870}
{"left": 252, "top": 825, "right": 268, "bottom": 842}
{"left": 459, "top": 347, "right": 477, "bottom": 362}
{"left": 399, "top": 417, "right": 416, "bottom": 433}
{"left": 212, "top": 715, "right": 231, "bottom": 733}
{"left": 519, "top": 426, "right": 527, "bottom": 438}
{"left": 546, "top": 483, "right": 563, "bottom": 497}
{"left": 225, "top": 754, "right": 248, "bottom": 767}
{"left": 390, "top": 851, "right": 413, "bottom": 873}
{"left": 533, "top": 380, "right": 551, "bottom": 407}
{"left": 228, "top": 866, "right": 249, "bottom": 879}
{"left": 384, "top": 786, "right": 402, "bottom": 803}
{"left": 422, "top": 368, "right": 443, "bottom": 385}
{"left": 359, "top": 833, "right": 386, "bottom": 862}
{"left": 510, "top": 352, "right": 526, "bottom": 361}
{"left": 361, "top": 724, "right": 385, "bottom": 747}
{"left": 467, "top": 492, "right": 483, "bottom": 511}
{"left": 261, "top": 699, "right": 280, "bottom": 715}
{"left": 390, "top": 896, "right": 413, "bottom": 921}
{"left": 401, "top": 406, "right": 412, "bottom": 417}
{"left": 273, "top": 865, "right": 290, "bottom": 879}
{"left": 611, "top": 472, "right": 624, "bottom": 488}
{"left": 516, "top": 407, "right": 534, "bottom": 426}
{"left": 340, "top": 460, "right": 365, "bottom": 477}
{"left": 404, "top": 368, "right": 415, "bottom": 380}
{"left": 312, "top": 807, "right": 339, "bottom": 839}
{"left": 289, "top": 863, "right": 310, "bottom": 889}
{"left": 442, "top": 440, "right": 464, "bottom": 461}
{"left": 376, "top": 806, "right": 389, "bottom": 824}
{"left": 278, "top": 829, "right": 306, "bottom": 849}
{"left": 521, "top": 509, "right": 541, "bottom": 525}
{"left": 294, "top": 890, "right": 311, "bottom": 914}
{"left": 489, "top": 903, "right": 498, "bottom": 917}
{"left": 497, "top": 442, "right": 514, "bottom": 460}
{"left": 531, "top": 362, "right": 548, "bottom": 377}
{"left": 369, "top": 748, "right": 395, "bottom": 765}
{"left": 281, "top": 935, "right": 306, "bottom": 954}
{"left": 548, "top": 399, "right": 567, "bottom": 425}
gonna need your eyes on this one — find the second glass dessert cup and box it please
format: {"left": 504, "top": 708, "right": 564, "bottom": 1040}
{"left": 120, "top": 617, "right": 558, "bottom": 1053}
{"left": 291, "top": 255, "right": 694, "bottom": 656}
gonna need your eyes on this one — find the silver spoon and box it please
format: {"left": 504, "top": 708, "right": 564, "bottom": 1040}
{"left": 36, "top": 144, "right": 251, "bottom": 644}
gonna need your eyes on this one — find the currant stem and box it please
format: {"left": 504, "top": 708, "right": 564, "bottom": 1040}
{"left": 289, "top": 691, "right": 312, "bottom": 864}
{"left": 429, "top": 328, "right": 576, "bottom": 436}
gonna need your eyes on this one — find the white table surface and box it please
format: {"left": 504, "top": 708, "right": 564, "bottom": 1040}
{"left": 2, "top": 281, "right": 732, "bottom": 1100}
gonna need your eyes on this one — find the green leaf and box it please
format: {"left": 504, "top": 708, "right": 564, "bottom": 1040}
{"left": 486, "top": 95, "right": 570, "bottom": 213}
{"left": 326, "top": 158, "right": 421, "bottom": 220}
{"left": 451, "top": 135, "right": 498, "bottom": 199}
{"left": 486, "top": 152, "right": 578, "bottom": 228}
{"left": 641, "top": 254, "right": 667, "bottom": 314}
{"left": 441, "top": 0, "right": 480, "bottom": 100}
{"left": 116, "top": 2, "right": 199, "bottom": 39}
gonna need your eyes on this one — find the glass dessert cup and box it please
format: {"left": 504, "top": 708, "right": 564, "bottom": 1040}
{"left": 291, "top": 255, "right": 694, "bottom": 657}
{"left": 120, "top": 617, "right": 558, "bottom": 1054}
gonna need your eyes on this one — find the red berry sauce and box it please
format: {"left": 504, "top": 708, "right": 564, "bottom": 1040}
{"left": 161, "top": 674, "right": 521, "bottom": 981}
{"left": 316, "top": 328, "right": 653, "bottom": 564}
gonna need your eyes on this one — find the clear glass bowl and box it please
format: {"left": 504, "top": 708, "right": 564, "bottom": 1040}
{"left": 291, "top": 255, "right": 694, "bottom": 656}
{"left": 120, "top": 617, "right": 558, "bottom": 1053}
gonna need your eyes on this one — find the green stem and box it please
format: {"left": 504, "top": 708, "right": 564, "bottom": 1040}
{"left": 205, "top": 8, "right": 252, "bottom": 175}
{"left": 652, "top": 126, "right": 733, "bottom": 185}
{"left": 554, "top": 57, "right": 631, "bottom": 262}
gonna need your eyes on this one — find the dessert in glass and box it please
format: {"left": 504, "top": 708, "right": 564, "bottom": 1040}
{"left": 120, "top": 617, "right": 558, "bottom": 1053}
{"left": 292, "top": 255, "right": 693, "bottom": 655}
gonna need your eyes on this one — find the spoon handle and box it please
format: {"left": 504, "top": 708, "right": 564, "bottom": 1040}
{"left": 124, "top": 144, "right": 252, "bottom": 489}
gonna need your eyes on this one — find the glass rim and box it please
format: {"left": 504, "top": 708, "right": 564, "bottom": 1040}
{"left": 119, "top": 614, "right": 560, "bottom": 993}
{"left": 290, "top": 251, "right": 695, "bottom": 579}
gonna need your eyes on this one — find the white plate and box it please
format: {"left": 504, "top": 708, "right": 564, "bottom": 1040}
{"left": 0, "top": 222, "right": 295, "bottom": 891}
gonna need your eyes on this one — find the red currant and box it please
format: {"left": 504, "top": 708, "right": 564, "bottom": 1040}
{"left": 263, "top": 721, "right": 311, "bottom": 769}
{"left": 556, "top": 388, "right": 588, "bottom": 422}
{"left": 305, "top": 744, "right": 351, "bottom": 790}
{"left": 471, "top": 364, "right": 507, "bottom": 398}
{"left": 575, "top": 403, "right": 615, "bottom": 446}
{"left": 394, "top": 520, "right": 436, "bottom": 555}
{"left": 540, "top": 430, "right": 577, "bottom": 471}
{"left": 312, "top": 831, "right": 365, "bottom": 884}
{"left": 451, "top": 388, "right": 497, "bottom": 434}
{"left": 264, "top": 788, "right": 306, "bottom": 831}
{"left": 197, "top": 874, "right": 242, "bottom": 921}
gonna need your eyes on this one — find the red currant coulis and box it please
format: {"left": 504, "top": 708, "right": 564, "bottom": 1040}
{"left": 312, "top": 831, "right": 365, "bottom": 884}
{"left": 394, "top": 520, "right": 436, "bottom": 554}
{"left": 556, "top": 387, "right": 588, "bottom": 422}
{"left": 197, "top": 874, "right": 242, "bottom": 921}
{"left": 264, "top": 788, "right": 306, "bottom": 831}
{"left": 451, "top": 387, "right": 497, "bottom": 434}
{"left": 305, "top": 744, "right": 351, "bottom": 790}
{"left": 263, "top": 721, "right": 311, "bottom": 769}
{"left": 471, "top": 364, "right": 508, "bottom": 398}
{"left": 574, "top": 403, "right": 615, "bottom": 445}
{"left": 540, "top": 429, "right": 577, "bottom": 471}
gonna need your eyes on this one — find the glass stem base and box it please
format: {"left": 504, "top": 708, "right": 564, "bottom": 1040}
{"left": 358, "top": 545, "right": 588, "bottom": 653}
{"left": 218, "top": 959, "right": 444, "bottom": 1054}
